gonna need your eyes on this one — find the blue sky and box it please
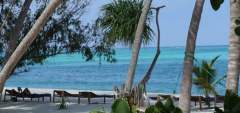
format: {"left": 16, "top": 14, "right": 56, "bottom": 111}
{"left": 82, "top": 0, "right": 229, "bottom": 47}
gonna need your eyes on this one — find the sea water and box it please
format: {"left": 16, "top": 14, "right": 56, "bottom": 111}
{"left": 5, "top": 45, "right": 233, "bottom": 95}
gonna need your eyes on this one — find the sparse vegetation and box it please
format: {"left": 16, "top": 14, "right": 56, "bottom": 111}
{"left": 56, "top": 96, "right": 69, "bottom": 110}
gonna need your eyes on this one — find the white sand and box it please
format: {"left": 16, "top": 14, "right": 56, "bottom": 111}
{"left": 0, "top": 87, "right": 222, "bottom": 113}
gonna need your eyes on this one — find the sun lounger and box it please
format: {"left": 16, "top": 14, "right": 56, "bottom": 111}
{"left": 21, "top": 88, "right": 41, "bottom": 101}
{"left": 38, "top": 93, "right": 52, "bottom": 102}
{"left": 4, "top": 89, "right": 24, "bottom": 102}
{"left": 191, "top": 95, "right": 215, "bottom": 110}
{"left": 79, "top": 91, "right": 115, "bottom": 104}
{"left": 214, "top": 95, "right": 224, "bottom": 107}
{"left": 16, "top": 88, "right": 51, "bottom": 102}
{"left": 53, "top": 90, "right": 80, "bottom": 103}
{"left": 4, "top": 88, "right": 51, "bottom": 102}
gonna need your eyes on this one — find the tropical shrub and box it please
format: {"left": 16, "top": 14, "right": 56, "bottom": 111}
{"left": 192, "top": 55, "right": 221, "bottom": 98}
{"left": 89, "top": 98, "right": 136, "bottom": 113}
{"left": 145, "top": 97, "right": 183, "bottom": 113}
{"left": 56, "top": 96, "right": 69, "bottom": 110}
{"left": 215, "top": 90, "right": 240, "bottom": 113}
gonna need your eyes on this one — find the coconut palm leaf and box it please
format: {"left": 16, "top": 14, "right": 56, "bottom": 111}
{"left": 192, "top": 55, "right": 221, "bottom": 97}
{"left": 213, "top": 75, "right": 227, "bottom": 87}
{"left": 209, "top": 55, "right": 220, "bottom": 67}
{"left": 100, "top": 0, "right": 154, "bottom": 46}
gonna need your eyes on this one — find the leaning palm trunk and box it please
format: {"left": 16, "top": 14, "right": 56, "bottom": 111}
{"left": 124, "top": 0, "right": 153, "bottom": 96}
{"left": 0, "top": 0, "right": 62, "bottom": 99}
{"left": 226, "top": 0, "right": 240, "bottom": 94}
{"left": 178, "top": 0, "right": 205, "bottom": 113}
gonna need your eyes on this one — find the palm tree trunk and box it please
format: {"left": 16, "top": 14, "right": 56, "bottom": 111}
{"left": 0, "top": 0, "right": 62, "bottom": 99}
{"left": 124, "top": 0, "right": 153, "bottom": 95}
{"left": 178, "top": 0, "right": 205, "bottom": 113}
{"left": 2, "top": 0, "right": 33, "bottom": 67}
{"left": 226, "top": 0, "right": 240, "bottom": 94}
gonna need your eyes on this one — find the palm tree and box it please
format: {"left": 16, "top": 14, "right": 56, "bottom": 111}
{"left": 0, "top": 0, "right": 62, "bottom": 98}
{"left": 100, "top": 0, "right": 154, "bottom": 46}
{"left": 192, "top": 55, "right": 220, "bottom": 98}
{"left": 100, "top": 0, "right": 154, "bottom": 95}
{"left": 226, "top": 0, "right": 240, "bottom": 94}
{"left": 210, "top": 0, "right": 240, "bottom": 94}
{"left": 178, "top": 0, "right": 205, "bottom": 112}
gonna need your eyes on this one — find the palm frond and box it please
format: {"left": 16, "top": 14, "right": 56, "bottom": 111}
{"left": 192, "top": 55, "right": 221, "bottom": 97}
{"left": 213, "top": 75, "right": 227, "bottom": 87}
{"left": 100, "top": 0, "right": 155, "bottom": 46}
{"left": 209, "top": 55, "right": 220, "bottom": 67}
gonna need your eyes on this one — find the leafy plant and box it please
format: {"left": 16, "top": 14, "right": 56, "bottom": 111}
{"left": 56, "top": 96, "right": 69, "bottom": 110}
{"left": 215, "top": 90, "right": 240, "bottom": 113}
{"left": 235, "top": 19, "right": 240, "bottom": 36}
{"left": 89, "top": 98, "right": 136, "bottom": 113}
{"left": 210, "top": 0, "right": 224, "bottom": 11}
{"left": 192, "top": 55, "right": 221, "bottom": 98}
{"left": 111, "top": 98, "right": 131, "bottom": 113}
{"left": 145, "top": 97, "right": 183, "bottom": 113}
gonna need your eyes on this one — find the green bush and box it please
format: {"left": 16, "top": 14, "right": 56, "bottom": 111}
{"left": 215, "top": 90, "right": 240, "bottom": 113}
{"left": 89, "top": 98, "right": 136, "bottom": 113}
{"left": 145, "top": 97, "right": 183, "bottom": 113}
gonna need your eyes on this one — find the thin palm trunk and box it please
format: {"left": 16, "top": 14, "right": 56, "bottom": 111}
{"left": 0, "top": 0, "right": 62, "bottom": 98}
{"left": 2, "top": 0, "right": 33, "bottom": 67}
{"left": 124, "top": 0, "right": 153, "bottom": 95}
{"left": 226, "top": 0, "right": 240, "bottom": 94}
{"left": 178, "top": 0, "right": 205, "bottom": 113}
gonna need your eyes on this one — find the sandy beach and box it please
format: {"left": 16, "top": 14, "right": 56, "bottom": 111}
{"left": 0, "top": 87, "right": 221, "bottom": 113}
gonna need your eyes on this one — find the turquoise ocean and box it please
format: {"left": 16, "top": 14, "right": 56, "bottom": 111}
{"left": 6, "top": 45, "right": 235, "bottom": 95}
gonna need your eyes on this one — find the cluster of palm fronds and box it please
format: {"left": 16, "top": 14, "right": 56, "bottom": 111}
{"left": 100, "top": 0, "right": 154, "bottom": 46}
{"left": 192, "top": 55, "right": 227, "bottom": 97}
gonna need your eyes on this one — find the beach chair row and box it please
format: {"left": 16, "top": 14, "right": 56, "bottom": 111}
{"left": 52, "top": 90, "right": 116, "bottom": 104}
{"left": 4, "top": 88, "right": 51, "bottom": 102}
{"left": 148, "top": 94, "right": 224, "bottom": 111}
{"left": 3, "top": 88, "right": 116, "bottom": 104}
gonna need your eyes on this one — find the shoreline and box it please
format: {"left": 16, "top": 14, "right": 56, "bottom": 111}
{"left": 0, "top": 87, "right": 221, "bottom": 113}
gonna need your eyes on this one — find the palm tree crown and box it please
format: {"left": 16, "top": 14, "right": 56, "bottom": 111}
{"left": 192, "top": 55, "right": 220, "bottom": 97}
{"left": 100, "top": 0, "right": 154, "bottom": 46}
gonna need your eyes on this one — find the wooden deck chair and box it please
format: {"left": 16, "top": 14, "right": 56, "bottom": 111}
{"left": 38, "top": 93, "right": 51, "bottom": 102}
{"left": 214, "top": 94, "right": 224, "bottom": 107}
{"left": 79, "top": 91, "right": 115, "bottom": 104}
{"left": 21, "top": 88, "right": 41, "bottom": 101}
{"left": 190, "top": 95, "right": 214, "bottom": 110}
{"left": 53, "top": 90, "right": 80, "bottom": 104}
{"left": 4, "top": 89, "right": 24, "bottom": 101}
